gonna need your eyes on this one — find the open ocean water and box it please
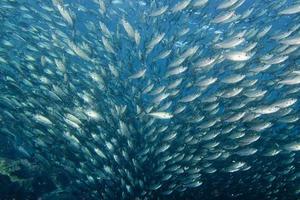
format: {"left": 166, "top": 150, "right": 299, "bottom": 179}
{"left": 0, "top": 0, "right": 300, "bottom": 199}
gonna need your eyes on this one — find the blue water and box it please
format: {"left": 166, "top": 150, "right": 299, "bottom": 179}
{"left": 0, "top": 0, "right": 300, "bottom": 199}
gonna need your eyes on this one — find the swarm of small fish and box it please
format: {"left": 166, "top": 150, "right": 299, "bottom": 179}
{"left": 0, "top": 0, "right": 300, "bottom": 199}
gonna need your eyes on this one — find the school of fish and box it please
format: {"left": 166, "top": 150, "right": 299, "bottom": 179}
{"left": 0, "top": 0, "right": 300, "bottom": 199}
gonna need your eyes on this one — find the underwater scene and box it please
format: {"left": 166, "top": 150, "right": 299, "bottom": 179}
{"left": 1, "top": 0, "right": 300, "bottom": 199}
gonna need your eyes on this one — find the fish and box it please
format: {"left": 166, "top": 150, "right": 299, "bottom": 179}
{"left": 225, "top": 51, "right": 253, "bottom": 61}
{"left": 146, "top": 33, "right": 165, "bottom": 55}
{"left": 279, "top": 4, "right": 300, "bottom": 15}
{"left": 148, "top": 112, "right": 173, "bottom": 119}
{"left": 171, "top": 0, "right": 192, "bottom": 13}
{"left": 121, "top": 18, "right": 136, "bottom": 41}
{"left": 52, "top": 0, "right": 74, "bottom": 26}
{"left": 212, "top": 11, "right": 236, "bottom": 24}
{"left": 128, "top": 68, "right": 147, "bottom": 79}
{"left": 1, "top": 0, "right": 300, "bottom": 199}
{"left": 217, "top": 0, "right": 240, "bottom": 10}
{"left": 149, "top": 5, "right": 168, "bottom": 17}
{"left": 214, "top": 36, "right": 245, "bottom": 49}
